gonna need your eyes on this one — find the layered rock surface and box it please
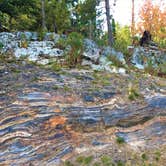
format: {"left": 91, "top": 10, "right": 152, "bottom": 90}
{"left": 0, "top": 59, "right": 165, "bottom": 165}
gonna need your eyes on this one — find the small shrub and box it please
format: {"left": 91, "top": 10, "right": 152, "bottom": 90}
{"left": 144, "top": 59, "right": 157, "bottom": 75}
{"left": 154, "top": 151, "right": 161, "bottom": 161}
{"left": 0, "top": 42, "right": 4, "bottom": 50}
{"left": 116, "top": 136, "right": 125, "bottom": 144}
{"left": 83, "top": 156, "right": 93, "bottom": 165}
{"left": 93, "top": 162, "right": 101, "bottom": 166}
{"left": 51, "top": 62, "right": 61, "bottom": 71}
{"left": 20, "top": 33, "right": 26, "bottom": 40}
{"left": 52, "top": 85, "right": 59, "bottom": 90}
{"left": 64, "top": 161, "right": 74, "bottom": 166}
{"left": 56, "top": 37, "right": 67, "bottom": 50}
{"left": 76, "top": 156, "right": 84, "bottom": 164}
{"left": 141, "top": 153, "right": 148, "bottom": 161}
{"left": 76, "top": 155, "right": 93, "bottom": 165}
{"left": 63, "top": 85, "right": 72, "bottom": 92}
{"left": 128, "top": 83, "right": 140, "bottom": 100}
{"left": 113, "top": 25, "right": 132, "bottom": 56}
{"left": 101, "top": 155, "right": 112, "bottom": 166}
{"left": 95, "top": 33, "right": 108, "bottom": 47}
{"left": 128, "top": 89, "right": 140, "bottom": 100}
{"left": 20, "top": 40, "right": 28, "bottom": 48}
{"left": 38, "top": 30, "right": 47, "bottom": 41}
{"left": 65, "top": 32, "right": 84, "bottom": 67}
{"left": 116, "top": 161, "right": 125, "bottom": 166}
{"left": 158, "top": 62, "right": 166, "bottom": 75}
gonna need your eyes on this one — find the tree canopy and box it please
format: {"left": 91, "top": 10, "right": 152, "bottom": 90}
{"left": 0, "top": 0, "right": 165, "bottom": 48}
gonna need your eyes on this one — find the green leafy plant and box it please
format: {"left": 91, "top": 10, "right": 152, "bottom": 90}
{"left": 65, "top": 32, "right": 84, "bottom": 67}
{"left": 56, "top": 37, "right": 67, "bottom": 50}
{"left": 38, "top": 30, "right": 47, "bottom": 41}
{"left": 76, "top": 155, "right": 93, "bottom": 165}
{"left": 141, "top": 153, "right": 148, "bottom": 161}
{"left": 51, "top": 61, "right": 61, "bottom": 71}
{"left": 101, "top": 155, "right": 112, "bottom": 166}
{"left": 64, "top": 161, "right": 74, "bottom": 166}
{"left": 113, "top": 24, "right": 132, "bottom": 56}
{"left": 116, "top": 136, "right": 125, "bottom": 144}
{"left": 116, "top": 161, "right": 125, "bottom": 166}
{"left": 20, "top": 40, "right": 28, "bottom": 48}
{"left": 144, "top": 59, "right": 156, "bottom": 75}
{"left": 128, "top": 83, "right": 140, "bottom": 100}
{"left": 128, "top": 89, "right": 140, "bottom": 100}
{"left": 93, "top": 162, "right": 101, "bottom": 166}
{"left": 0, "top": 42, "right": 4, "bottom": 50}
{"left": 154, "top": 151, "right": 161, "bottom": 161}
{"left": 158, "top": 62, "right": 166, "bottom": 76}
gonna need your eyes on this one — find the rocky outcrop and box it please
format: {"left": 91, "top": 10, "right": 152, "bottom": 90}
{"left": 0, "top": 32, "right": 63, "bottom": 65}
{"left": 0, "top": 58, "right": 166, "bottom": 165}
{"left": 0, "top": 32, "right": 127, "bottom": 74}
{"left": 83, "top": 39, "right": 101, "bottom": 63}
{"left": 131, "top": 46, "right": 166, "bottom": 69}
{"left": 0, "top": 32, "right": 165, "bottom": 74}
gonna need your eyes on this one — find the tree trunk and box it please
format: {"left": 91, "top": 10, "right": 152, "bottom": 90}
{"left": 53, "top": 21, "right": 57, "bottom": 33}
{"left": 89, "top": 20, "right": 93, "bottom": 40}
{"left": 131, "top": 0, "right": 135, "bottom": 39}
{"left": 41, "top": 0, "right": 47, "bottom": 31}
{"left": 105, "top": 0, "right": 114, "bottom": 46}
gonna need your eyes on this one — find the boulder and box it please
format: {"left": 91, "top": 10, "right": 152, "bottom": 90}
{"left": 16, "top": 31, "right": 33, "bottom": 40}
{"left": 14, "top": 42, "right": 64, "bottom": 62}
{"left": 132, "top": 47, "right": 166, "bottom": 69}
{"left": 102, "top": 46, "right": 126, "bottom": 64}
{"left": 83, "top": 39, "right": 100, "bottom": 63}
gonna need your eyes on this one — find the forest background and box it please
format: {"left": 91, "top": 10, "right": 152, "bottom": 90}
{"left": 0, "top": 0, "right": 166, "bottom": 52}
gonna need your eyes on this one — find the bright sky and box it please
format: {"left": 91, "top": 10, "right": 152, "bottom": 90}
{"left": 99, "top": 0, "right": 142, "bottom": 30}
{"left": 113, "top": 0, "right": 138, "bottom": 26}
{"left": 111, "top": 0, "right": 165, "bottom": 26}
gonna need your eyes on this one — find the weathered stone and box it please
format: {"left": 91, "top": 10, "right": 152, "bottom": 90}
{"left": 0, "top": 60, "right": 166, "bottom": 165}
{"left": 83, "top": 39, "right": 101, "bottom": 63}
{"left": 148, "top": 96, "right": 166, "bottom": 109}
{"left": 116, "top": 121, "right": 166, "bottom": 148}
{"left": 16, "top": 31, "right": 33, "bottom": 40}
{"left": 82, "top": 93, "right": 95, "bottom": 102}
{"left": 132, "top": 47, "right": 166, "bottom": 69}
{"left": 102, "top": 47, "right": 126, "bottom": 64}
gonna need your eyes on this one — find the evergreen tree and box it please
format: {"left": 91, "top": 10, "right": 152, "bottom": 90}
{"left": 46, "top": 0, "right": 70, "bottom": 33}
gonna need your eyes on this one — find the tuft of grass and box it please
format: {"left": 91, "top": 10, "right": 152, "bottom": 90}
{"left": 76, "top": 155, "right": 93, "bottom": 165}
{"left": 83, "top": 156, "right": 93, "bottom": 165}
{"left": 128, "top": 83, "right": 140, "bottom": 100}
{"left": 51, "top": 62, "right": 61, "bottom": 72}
{"left": 0, "top": 42, "right": 4, "bottom": 50}
{"left": 93, "top": 162, "right": 101, "bottom": 166}
{"left": 20, "top": 40, "right": 28, "bottom": 48}
{"left": 116, "top": 160, "right": 125, "bottom": 166}
{"left": 76, "top": 156, "right": 84, "bottom": 164}
{"left": 92, "top": 72, "right": 110, "bottom": 86}
{"left": 64, "top": 161, "right": 74, "bottom": 166}
{"left": 63, "top": 85, "right": 72, "bottom": 92}
{"left": 154, "top": 151, "right": 161, "bottom": 161}
{"left": 52, "top": 85, "right": 59, "bottom": 90}
{"left": 116, "top": 136, "right": 125, "bottom": 144}
{"left": 141, "top": 153, "right": 148, "bottom": 161}
{"left": 108, "top": 55, "right": 125, "bottom": 68}
{"left": 101, "top": 155, "right": 112, "bottom": 166}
